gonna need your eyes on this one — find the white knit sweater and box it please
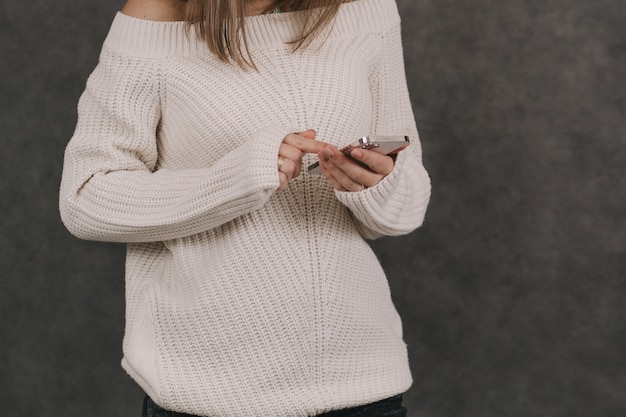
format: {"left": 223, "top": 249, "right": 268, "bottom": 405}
{"left": 59, "top": 0, "right": 430, "bottom": 415}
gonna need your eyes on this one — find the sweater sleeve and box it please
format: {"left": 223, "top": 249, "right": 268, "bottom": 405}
{"left": 334, "top": 22, "right": 431, "bottom": 239}
{"left": 59, "top": 48, "right": 286, "bottom": 243}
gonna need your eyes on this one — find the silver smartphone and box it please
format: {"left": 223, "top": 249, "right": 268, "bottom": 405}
{"left": 307, "top": 135, "right": 410, "bottom": 175}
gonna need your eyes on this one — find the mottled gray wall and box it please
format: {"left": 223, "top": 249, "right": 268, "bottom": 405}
{"left": 1, "top": 0, "right": 624, "bottom": 416}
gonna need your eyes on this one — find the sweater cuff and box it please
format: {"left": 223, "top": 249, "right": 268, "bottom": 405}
{"left": 333, "top": 149, "right": 424, "bottom": 236}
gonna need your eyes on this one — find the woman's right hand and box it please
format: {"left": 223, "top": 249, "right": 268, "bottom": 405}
{"left": 277, "top": 130, "right": 326, "bottom": 190}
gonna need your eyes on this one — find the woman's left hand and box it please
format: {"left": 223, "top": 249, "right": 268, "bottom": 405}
{"left": 317, "top": 145, "right": 395, "bottom": 192}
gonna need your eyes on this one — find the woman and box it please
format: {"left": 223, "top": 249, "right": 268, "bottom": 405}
{"left": 59, "top": 0, "right": 431, "bottom": 415}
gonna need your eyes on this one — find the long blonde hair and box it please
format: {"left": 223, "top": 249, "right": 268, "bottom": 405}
{"left": 180, "top": 0, "right": 345, "bottom": 68}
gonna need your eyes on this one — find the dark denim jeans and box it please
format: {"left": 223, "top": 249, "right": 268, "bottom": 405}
{"left": 143, "top": 394, "right": 407, "bottom": 417}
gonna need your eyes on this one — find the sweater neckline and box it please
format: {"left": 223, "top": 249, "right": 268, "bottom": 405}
{"left": 103, "top": 0, "right": 399, "bottom": 57}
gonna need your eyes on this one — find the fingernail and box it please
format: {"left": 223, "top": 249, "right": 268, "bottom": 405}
{"left": 351, "top": 149, "right": 363, "bottom": 158}
{"left": 323, "top": 148, "right": 334, "bottom": 158}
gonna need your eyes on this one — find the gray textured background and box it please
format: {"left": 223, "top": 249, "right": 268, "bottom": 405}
{"left": 1, "top": 0, "right": 625, "bottom": 416}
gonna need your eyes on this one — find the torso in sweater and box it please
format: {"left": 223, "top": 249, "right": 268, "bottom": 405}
{"left": 59, "top": 0, "right": 431, "bottom": 415}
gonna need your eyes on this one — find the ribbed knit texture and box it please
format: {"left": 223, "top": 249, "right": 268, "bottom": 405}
{"left": 59, "top": 0, "right": 431, "bottom": 415}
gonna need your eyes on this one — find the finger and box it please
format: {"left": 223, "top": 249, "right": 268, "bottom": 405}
{"left": 299, "top": 129, "right": 316, "bottom": 139}
{"left": 278, "top": 143, "right": 303, "bottom": 162}
{"left": 322, "top": 163, "right": 360, "bottom": 192}
{"left": 293, "top": 158, "right": 302, "bottom": 179}
{"left": 284, "top": 132, "right": 327, "bottom": 154}
{"left": 320, "top": 146, "right": 382, "bottom": 189}
{"left": 348, "top": 148, "right": 395, "bottom": 176}
{"left": 319, "top": 147, "right": 370, "bottom": 192}
{"left": 278, "top": 157, "right": 297, "bottom": 182}
{"left": 319, "top": 159, "right": 347, "bottom": 192}
{"left": 278, "top": 172, "right": 288, "bottom": 191}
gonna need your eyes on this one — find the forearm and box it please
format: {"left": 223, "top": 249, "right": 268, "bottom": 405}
{"left": 60, "top": 125, "right": 287, "bottom": 243}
